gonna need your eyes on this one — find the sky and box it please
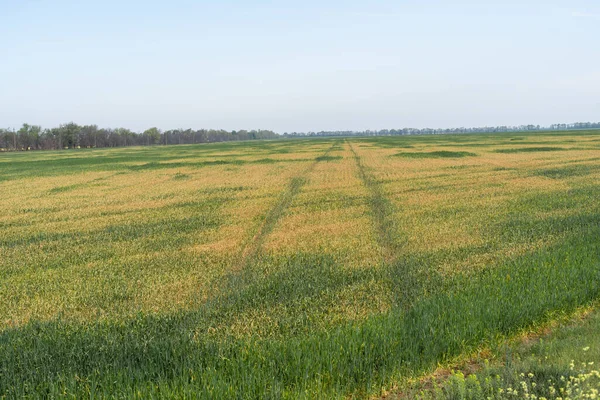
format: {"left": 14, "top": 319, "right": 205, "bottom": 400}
{"left": 0, "top": 0, "right": 599, "bottom": 133}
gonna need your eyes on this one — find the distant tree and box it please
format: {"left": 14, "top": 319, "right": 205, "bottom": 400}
{"left": 143, "top": 127, "right": 161, "bottom": 145}
{"left": 53, "top": 122, "right": 80, "bottom": 149}
{"left": 195, "top": 129, "right": 207, "bottom": 143}
{"left": 114, "top": 128, "right": 133, "bottom": 146}
{"left": 5, "top": 119, "right": 599, "bottom": 151}
{"left": 16, "top": 124, "right": 42, "bottom": 149}
{"left": 10, "top": 129, "right": 17, "bottom": 149}
{"left": 183, "top": 128, "right": 194, "bottom": 144}
{"left": 0, "top": 129, "right": 12, "bottom": 150}
{"left": 79, "top": 125, "right": 99, "bottom": 148}
{"left": 164, "top": 130, "right": 175, "bottom": 145}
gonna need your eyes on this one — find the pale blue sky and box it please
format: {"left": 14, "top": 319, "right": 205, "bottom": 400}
{"left": 1, "top": 0, "right": 599, "bottom": 132}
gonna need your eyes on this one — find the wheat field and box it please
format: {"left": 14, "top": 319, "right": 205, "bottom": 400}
{"left": 1, "top": 131, "right": 599, "bottom": 398}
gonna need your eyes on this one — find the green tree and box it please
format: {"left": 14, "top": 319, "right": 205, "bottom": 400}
{"left": 143, "top": 127, "right": 161, "bottom": 145}
{"left": 114, "top": 128, "right": 133, "bottom": 146}
{"left": 56, "top": 122, "right": 80, "bottom": 149}
{"left": 17, "top": 123, "right": 42, "bottom": 149}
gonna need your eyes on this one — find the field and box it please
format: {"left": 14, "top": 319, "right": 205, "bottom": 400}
{"left": 1, "top": 131, "right": 600, "bottom": 398}
{"left": 407, "top": 306, "right": 600, "bottom": 399}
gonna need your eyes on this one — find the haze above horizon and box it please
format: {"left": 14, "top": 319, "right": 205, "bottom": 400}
{"left": 1, "top": 0, "right": 599, "bottom": 133}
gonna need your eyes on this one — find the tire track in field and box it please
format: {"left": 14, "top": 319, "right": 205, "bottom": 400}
{"left": 348, "top": 140, "right": 403, "bottom": 263}
{"left": 233, "top": 142, "right": 339, "bottom": 271}
{"left": 347, "top": 140, "right": 425, "bottom": 309}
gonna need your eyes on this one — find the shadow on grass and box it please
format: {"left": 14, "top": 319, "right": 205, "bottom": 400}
{"left": 1, "top": 223, "right": 599, "bottom": 398}
{"left": 393, "top": 151, "right": 477, "bottom": 159}
{"left": 535, "top": 164, "right": 600, "bottom": 179}
{"left": 0, "top": 197, "right": 226, "bottom": 250}
{"left": 494, "top": 147, "right": 567, "bottom": 153}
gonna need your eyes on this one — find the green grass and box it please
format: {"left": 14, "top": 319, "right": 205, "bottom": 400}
{"left": 1, "top": 131, "right": 600, "bottom": 398}
{"left": 315, "top": 155, "right": 343, "bottom": 162}
{"left": 1, "top": 226, "right": 599, "bottom": 398}
{"left": 393, "top": 151, "right": 477, "bottom": 158}
{"left": 409, "top": 307, "right": 600, "bottom": 399}
{"left": 494, "top": 146, "right": 567, "bottom": 153}
{"left": 535, "top": 164, "right": 598, "bottom": 179}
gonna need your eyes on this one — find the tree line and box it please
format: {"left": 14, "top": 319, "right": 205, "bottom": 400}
{"left": 283, "top": 122, "right": 600, "bottom": 137}
{"left": 2, "top": 121, "right": 599, "bottom": 151}
{"left": 0, "top": 123, "right": 278, "bottom": 151}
